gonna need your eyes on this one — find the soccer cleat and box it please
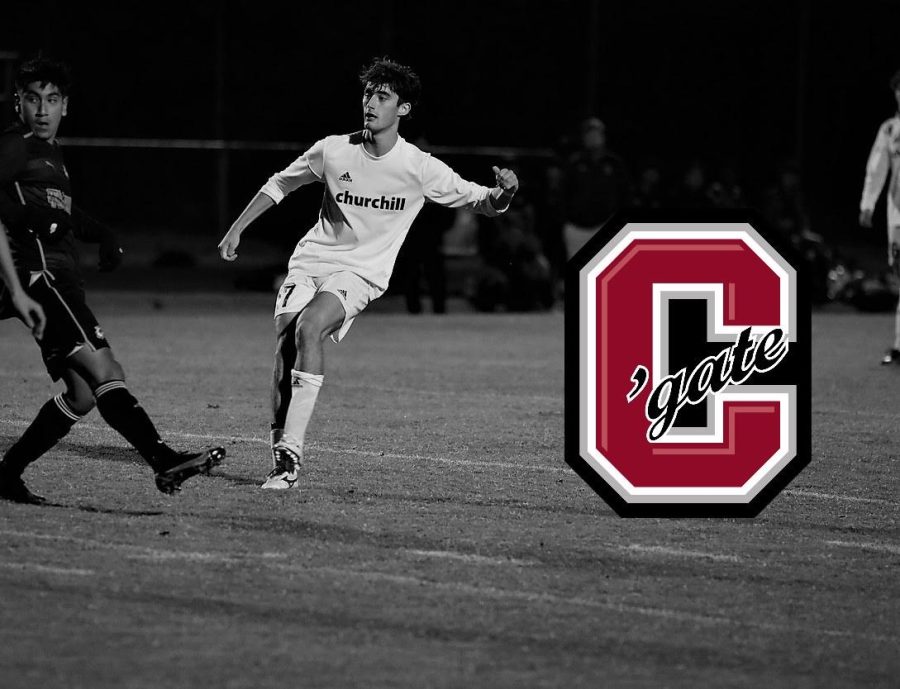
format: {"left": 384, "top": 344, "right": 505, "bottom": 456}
{"left": 154, "top": 447, "right": 226, "bottom": 495}
{"left": 0, "top": 472, "right": 47, "bottom": 505}
{"left": 881, "top": 348, "right": 900, "bottom": 365}
{"left": 261, "top": 445, "right": 301, "bottom": 490}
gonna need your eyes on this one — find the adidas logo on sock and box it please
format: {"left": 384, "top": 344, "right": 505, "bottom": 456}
{"left": 338, "top": 171, "right": 353, "bottom": 183}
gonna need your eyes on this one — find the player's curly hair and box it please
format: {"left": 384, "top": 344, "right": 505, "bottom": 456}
{"left": 16, "top": 57, "right": 72, "bottom": 96}
{"left": 359, "top": 57, "right": 421, "bottom": 109}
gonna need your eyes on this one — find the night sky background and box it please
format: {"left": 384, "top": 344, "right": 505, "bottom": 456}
{"left": 2, "top": 0, "right": 899, "bottom": 254}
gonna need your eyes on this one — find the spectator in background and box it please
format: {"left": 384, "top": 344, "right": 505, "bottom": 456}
{"left": 764, "top": 159, "right": 831, "bottom": 303}
{"left": 393, "top": 136, "right": 453, "bottom": 314}
{"left": 561, "top": 117, "right": 631, "bottom": 259}
{"left": 395, "top": 200, "right": 452, "bottom": 313}
{"left": 707, "top": 162, "right": 745, "bottom": 209}
{"left": 473, "top": 176, "right": 553, "bottom": 312}
{"left": 859, "top": 67, "right": 900, "bottom": 363}
{"left": 631, "top": 158, "right": 667, "bottom": 210}
{"left": 535, "top": 155, "right": 567, "bottom": 301}
{"left": 763, "top": 159, "right": 809, "bottom": 241}
{"left": 674, "top": 160, "right": 712, "bottom": 208}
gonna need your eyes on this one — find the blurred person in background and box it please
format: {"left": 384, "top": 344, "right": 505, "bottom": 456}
{"left": 763, "top": 159, "right": 832, "bottom": 304}
{"left": 859, "top": 67, "right": 900, "bottom": 364}
{"left": 473, "top": 175, "right": 553, "bottom": 312}
{"left": 674, "top": 160, "right": 712, "bottom": 208}
{"left": 707, "top": 162, "right": 745, "bottom": 209}
{"left": 561, "top": 117, "right": 630, "bottom": 259}
{"left": 393, "top": 136, "right": 452, "bottom": 314}
{"left": 630, "top": 157, "right": 667, "bottom": 210}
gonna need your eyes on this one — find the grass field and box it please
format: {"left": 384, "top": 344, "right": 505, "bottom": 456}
{"left": 0, "top": 292, "right": 897, "bottom": 688}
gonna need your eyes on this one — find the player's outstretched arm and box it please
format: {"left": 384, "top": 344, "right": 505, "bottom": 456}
{"left": 0, "top": 222, "right": 45, "bottom": 339}
{"left": 218, "top": 192, "right": 275, "bottom": 262}
{"left": 489, "top": 165, "right": 519, "bottom": 211}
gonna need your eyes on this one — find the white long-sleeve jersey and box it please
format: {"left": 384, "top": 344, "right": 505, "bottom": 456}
{"left": 860, "top": 114, "right": 900, "bottom": 238}
{"left": 260, "top": 133, "right": 503, "bottom": 290}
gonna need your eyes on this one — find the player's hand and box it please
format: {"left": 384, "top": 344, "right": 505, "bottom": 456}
{"left": 218, "top": 229, "right": 241, "bottom": 262}
{"left": 11, "top": 289, "right": 45, "bottom": 340}
{"left": 24, "top": 206, "right": 73, "bottom": 240}
{"left": 492, "top": 166, "right": 519, "bottom": 197}
{"left": 859, "top": 209, "right": 874, "bottom": 228}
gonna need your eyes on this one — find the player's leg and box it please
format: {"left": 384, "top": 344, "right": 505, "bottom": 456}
{"left": 262, "top": 291, "right": 343, "bottom": 490}
{"left": 0, "top": 368, "right": 95, "bottom": 505}
{"left": 272, "top": 311, "right": 299, "bottom": 434}
{"left": 65, "top": 346, "right": 225, "bottom": 493}
{"left": 266, "top": 276, "right": 318, "bottom": 486}
{"left": 0, "top": 277, "right": 97, "bottom": 504}
{"left": 22, "top": 270, "right": 223, "bottom": 495}
{"left": 263, "top": 271, "right": 379, "bottom": 491}
{"left": 883, "top": 239, "right": 900, "bottom": 364}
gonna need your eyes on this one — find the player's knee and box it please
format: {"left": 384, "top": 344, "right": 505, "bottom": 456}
{"left": 295, "top": 313, "right": 329, "bottom": 346}
{"left": 93, "top": 357, "right": 126, "bottom": 386}
{"left": 65, "top": 391, "right": 95, "bottom": 416}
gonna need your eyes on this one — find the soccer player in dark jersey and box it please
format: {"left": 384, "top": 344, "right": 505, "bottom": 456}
{"left": 0, "top": 57, "right": 225, "bottom": 504}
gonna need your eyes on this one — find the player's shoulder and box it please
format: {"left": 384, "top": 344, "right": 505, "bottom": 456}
{"left": 401, "top": 136, "right": 430, "bottom": 161}
{"left": 314, "top": 132, "right": 367, "bottom": 159}
{"left": 0, "top": 122, "right": 30, "bottom": 147}
{"left": 0, "top": 122, "right": 30, "bottom": 161}
{"left": 320, "top": 132, "right": 367, "bottom": 150}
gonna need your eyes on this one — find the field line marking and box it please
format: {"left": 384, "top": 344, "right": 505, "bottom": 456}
{"left": 621, "top": 544, "right": 742, "bottom": 563}
{"left": 826, "top": 539, "right": 900, "bottom": 556}
{"left": 404, "top": 549, "right": 536, "bottom": 566}
{"left": 330, "top": 382, "right": 563, "bottom": 404}
{"left": 1, "top": 418, "right": 896, "bottom": 504}
{"left": 0, "top": 561, "right": 94, "bottom": 577}
{"left": 782, "top": 489, "right": 897, "bottom": 506}
{"left": 0, "top": 418, "right": 569, "bottom": 473}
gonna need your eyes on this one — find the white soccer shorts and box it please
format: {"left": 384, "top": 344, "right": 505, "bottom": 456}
{"left": 273, "top": 270, "right": 383, "bottom": 342}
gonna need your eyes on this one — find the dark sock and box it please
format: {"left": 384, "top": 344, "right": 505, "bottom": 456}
{"left": 1, "top": 395, "right": 82, "bottom": 476}
{"left": 94, "top": 380, "right": 169, "bottom": 469}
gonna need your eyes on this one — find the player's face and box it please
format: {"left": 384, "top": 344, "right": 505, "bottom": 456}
{"left": 362, "top": 82, "right": 409, "bottom": 134}
{"left": 18, "top": 81, "right": 67, "bottom": 141}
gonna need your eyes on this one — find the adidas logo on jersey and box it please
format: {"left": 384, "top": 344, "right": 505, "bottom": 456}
{"left": 338, "top": 171, "right": 353, "bottom": 183}
{"left": 335, "top": 190, "right": 407, "bottom": 211}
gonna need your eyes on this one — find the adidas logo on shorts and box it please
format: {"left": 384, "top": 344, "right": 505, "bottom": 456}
{"left": 337, "top": 289, "right": 348, "bottom": 299}
{"left": 338, "top": 171, "right": 353, "bottom": 183}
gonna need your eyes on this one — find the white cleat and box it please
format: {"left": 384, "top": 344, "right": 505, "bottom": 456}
{"left": 261, "top": 445, "right": 301, "bottom": 490}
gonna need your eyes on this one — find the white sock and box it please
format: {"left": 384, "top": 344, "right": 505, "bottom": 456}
{"left": 281, "top": 370, "right": 323, "bottom": 455}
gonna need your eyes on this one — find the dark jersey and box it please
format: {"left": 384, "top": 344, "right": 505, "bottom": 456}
{"left": 0, "top": 121, "right": 78, "bottom": 274}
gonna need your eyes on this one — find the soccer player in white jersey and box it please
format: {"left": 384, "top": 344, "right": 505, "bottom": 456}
{"left": 218, "top": 57, "right": 519, "bottom": 489}
{"left": 860, "top": 68, "right": 900, "bottom": 364}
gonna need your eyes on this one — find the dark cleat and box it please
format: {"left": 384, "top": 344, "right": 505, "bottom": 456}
{"left": 881, "top": 348, "right": 900, "bottom": 365}
{"left": 154, "top": 447, "right": 226, "bottom": 495}
{"left": 0, "top": 473, "right": 47, "bottom": 505}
